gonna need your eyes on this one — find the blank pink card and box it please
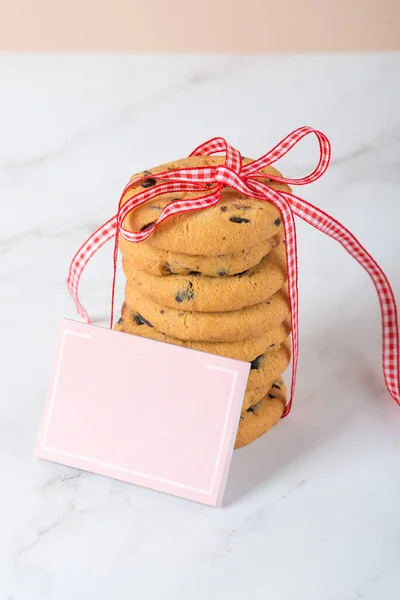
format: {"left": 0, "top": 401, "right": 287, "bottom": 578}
{"left": 36, "top": 319, "right": 250, "bottom": 506}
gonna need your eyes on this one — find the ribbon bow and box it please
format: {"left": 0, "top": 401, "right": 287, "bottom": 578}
{"left": 67, "top": 127, "right": 400, "bottom": 416}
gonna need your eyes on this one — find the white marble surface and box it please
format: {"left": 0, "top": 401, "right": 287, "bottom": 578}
{"left": 1, "top": 52, "right": 400, "bottom": 599}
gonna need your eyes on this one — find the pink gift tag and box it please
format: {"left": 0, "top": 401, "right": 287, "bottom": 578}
{"left": 36, "top": 319, "right": 250, "bottom": 506}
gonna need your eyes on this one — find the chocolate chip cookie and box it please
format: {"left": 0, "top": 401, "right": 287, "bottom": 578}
{"left": 120, "top": 156, "right": 291, "bottom": 255}
{"left": 235, "top": 379, "right": 286, "bottom": 449}
{"left": 246, "top": 340, "right": 290, "bottom": 390}
{"left": 243, "top": 342, "right": 290, "bottom": 410}
{"left": 124, "top": 283, "right": 290, "bottom": 342}
{"left": 116, "top": 307, "right": 290, "bottom": 361}
{"left": 123, "top": 237, "right": 287, "bottom": 312}
{"left": 114, "top": 315, "right": 290, "bottom": 414}
{"left": 119, "top": 233, "right": 281, "bottom": 277}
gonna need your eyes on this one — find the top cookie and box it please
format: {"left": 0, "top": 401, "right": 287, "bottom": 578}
{"left": 120, "top": 156, "right": 291, "bottom": 255}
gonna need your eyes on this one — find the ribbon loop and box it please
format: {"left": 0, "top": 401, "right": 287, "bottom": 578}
{"left": 242, "top": 127, "right": 331, "bottom": 186}
{"left": 67, "top": 128, "right": 400, "bottom": 414}
{"left": 190, "top": 136, "right": 242, "bottom": 174}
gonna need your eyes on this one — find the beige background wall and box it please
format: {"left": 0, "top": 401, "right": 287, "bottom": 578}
{"left": 1, "top": 0, "right": 399, "bottom": 52}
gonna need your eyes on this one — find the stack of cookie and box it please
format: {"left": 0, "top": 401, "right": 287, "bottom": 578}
{"left": 115, "top": 156, "right": 292, "bottom": 448}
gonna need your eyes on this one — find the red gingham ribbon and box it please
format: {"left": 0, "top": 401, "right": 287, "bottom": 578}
{"left": 67, "top": 127, "right": 400, "bottom": 416}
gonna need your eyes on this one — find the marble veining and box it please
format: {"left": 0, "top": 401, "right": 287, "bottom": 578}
{"left": 1, "top": 52, "right": 400, "bottom": 600}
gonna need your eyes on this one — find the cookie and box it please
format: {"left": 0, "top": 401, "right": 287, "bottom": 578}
{"left": 122, "top": 237, "right": 287, "bottom": 312}
{"left": 243, "top": 343, "right": 290, "bottom": 411}
{"left": 120, "top": 156, "right": 291, "bottom": 255}
{"left": 235, "top": 379, "right": 286, "bottom": 449}
{"left": 246, "top": 340, "right": 290, "bottom": 391}
{"left": 116, "top": 307, "right": 291, "bottom": 361}
{"left": 113, "top": 317, "right": 289, "bottom": 414}
{"left": 242, "top": 376, "right": 286, "bottom": 413}
{"left": 119, "top": 233, "right": 280, "bottom": 277}
{"left": 124, "top": 283, "right": 290, "bottom": 342}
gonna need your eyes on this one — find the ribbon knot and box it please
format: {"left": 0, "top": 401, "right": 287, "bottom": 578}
{"left": 67, "top": 128, "right": 400, "bottom": 416}
{"left": 215, "top": 164, "right": 239, "bottom": 184}
{"left": 213, "top": 163, "right": 248, "bottom": 192}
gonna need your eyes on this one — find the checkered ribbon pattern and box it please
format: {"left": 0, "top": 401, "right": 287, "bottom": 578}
{"left": 67, "top": 127, "right": 400, "bottom": 416}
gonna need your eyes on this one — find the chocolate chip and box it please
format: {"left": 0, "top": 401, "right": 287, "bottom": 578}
{"left": 220, "top": 206, "right": 228, "bottom": 212}
{"left": 164, "top": 262, "right": 172, "bottom": 274}
{"left": 175, "top": 282, "right": 194, "bottom": 303}
{"left": 239, "top": 415, "right": 245, "bottom": 422}
{"left": 117, "top": 317, "right": 123, "bottom": 325}
{"left": 282, "top": 239, "right": 286, "bottom": 245}
{"left": 269, "top": 343, "right": 275, "bottom": 349}
{"left": 268, "top": 394, "right": 277, "bottom": 399}
{"left": 188, "top": 271, "right": 201, "bottom": 276}
{"left": 217, "top": 269, "right": 227, "bottom": 277}
{"left": 272, "top": 383, "right": 281, "bottom": 390}
{"left": 132, "top": 313, "right": 153, "bottom": 327}
{"left": 247, "top": 405, "right": 257, "bottom": 413}
{"left": 140, "top": 220, "right": 156, "bottom": 231}
{"left": 250, "top": 355, "right": 263, "bottom": 370}
{"left": 229, "top": 217, "right": 250, "bottom": 224}
{"left": 141, "top": 178, "right": 157, "bottom": 188}
{"left": 235, "top": 269, "right": 249, "bottom": 277}
{"left": 274, "top": 217, "right": 282, "bottom": 226}
{"left": 160, "top": 310, "right": 164, "bottom": 314}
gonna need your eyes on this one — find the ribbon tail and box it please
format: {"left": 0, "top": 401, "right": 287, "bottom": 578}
{"left": 67, "top": 216, "right": 118, "bottom": 324}
{"left": 243, "top": 179, "right": 300, "bottom": 417}
{"left": 281, "top": 206, "right": 299, "bottom": 419}
{"left": 278, "top": 204, "right": 299, "bottom": 418}
{"left": 287, "top": 192, "right": 400, "bottom": 405}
